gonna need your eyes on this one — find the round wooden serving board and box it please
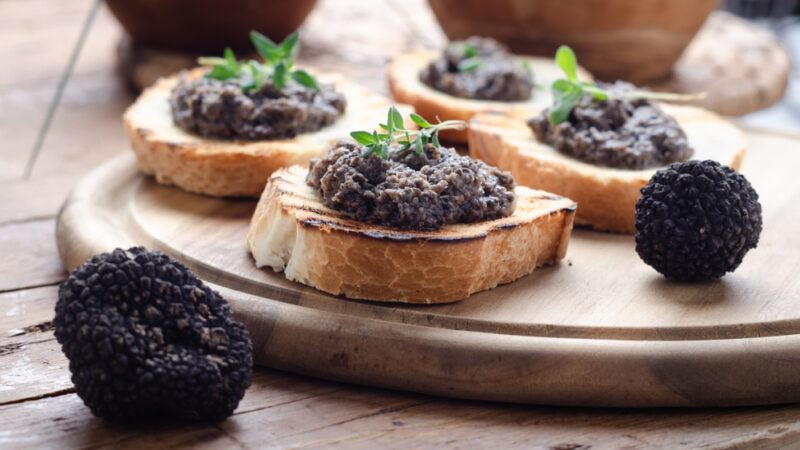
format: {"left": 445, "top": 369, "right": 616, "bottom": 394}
{"left": 58, "top": 151, "right": 800, "bottom": 408}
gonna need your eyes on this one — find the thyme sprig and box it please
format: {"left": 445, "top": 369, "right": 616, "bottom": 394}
{"left": 197, "top": 31, "right": 318, "bottom": 93}
{"left": 548, "top": 45, "right": 705, "bottom": 125}
{"left": 457, "top": 43, "right": 482, "bottom": 72}
{"left": 350, "top": 107, "right": 466, "bottom": 159}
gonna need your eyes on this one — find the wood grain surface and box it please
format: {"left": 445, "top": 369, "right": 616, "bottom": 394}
{"left": 4, "top": 0, "right": 800, "bottom": 447}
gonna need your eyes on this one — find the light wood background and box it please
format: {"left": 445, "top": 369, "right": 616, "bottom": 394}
{"left": 4, "top": 0, "right": 800, "bottom": 447}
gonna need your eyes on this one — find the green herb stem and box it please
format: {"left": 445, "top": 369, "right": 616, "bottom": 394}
{"left": 196, "top": 31, "right": 319, "bottom": 93}
{"left": 350, "top": 107, "right": 466, "bottom": 159}
{"left": 547, "top": 45, "right": 705, "bottom": 125}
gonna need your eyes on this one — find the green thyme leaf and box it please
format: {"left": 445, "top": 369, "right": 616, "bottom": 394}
{"left": 457, "top": 56, "right": 482, "bottom": 73}
{"left": 463, "top": 43, "right": 478, "bottom": 58}
{"left": 379, "top": 142, "right": 389, "bottom": 159}
{"left": 291, "top": 69, "right": 319, "bottom": 91}
{"left": 280, "top": 31, "right": 300, "bottom": 60}
{"left": 555, "top": 45, "right": 578, "bottom": 82}
{"left": 414, "top": 135, "right": 424, "bottom": 155}
{"left": 549, "top": 79, "right": 583, "bottom": 124}
{"left": 223, "top": 48, "right": 241, "bottom": 73}
{"left": 249, "top": 61, "right": 266, "bottom": 91}
{"left": 206, "top": 65, "right": 236, "bottom": 80}
{"left": 271, "top": 61, "right": 288, "bottom": 89}
{"left": 409, "top": 113, "right": 431, "bottom": 128}
{"left": 250, "top": 31, "right": 281, "bottom": 64}
{"left": 197, "top": 56, "right": 228, "bottom": 66}
{"left": 389, "top": 106, "right": 405, "bottom": 130}
{"left": 384, "top": 110, "right": 395, "bottom": 135}
{"left": 351, "top": 131, "right": 376, "bottom": 145}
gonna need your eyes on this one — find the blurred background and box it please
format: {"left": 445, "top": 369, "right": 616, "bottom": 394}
{"left": 2, "top": 0, "right": 798, "bottom": 204}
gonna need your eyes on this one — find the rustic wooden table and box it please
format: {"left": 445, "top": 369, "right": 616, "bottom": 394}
{"left": 4, "top": 1, "right": 800, "bottom": 448}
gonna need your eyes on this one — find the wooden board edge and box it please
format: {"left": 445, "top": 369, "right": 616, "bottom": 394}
{"left": 54, "top": 154, "right": 800, "bottom": 408}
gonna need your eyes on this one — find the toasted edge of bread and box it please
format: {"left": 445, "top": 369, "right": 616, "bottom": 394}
{"left": 388, "top": 50, "right": 592, "bottom": 143}
{"left": 468, "top": 104, "right": 747, "bottom": 233}
{"left": 123, "top": 68, "right": 408, "bottom": 197}
{"left": 247, "top": 166, "right": 577, "bottom": 304}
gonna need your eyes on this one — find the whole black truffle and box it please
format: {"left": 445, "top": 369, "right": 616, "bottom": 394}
{"left": 635, "top": 160, "right": 762, "bottom": 281}
{"left": 54, "top": 247, "right": 253, "bottom": 422}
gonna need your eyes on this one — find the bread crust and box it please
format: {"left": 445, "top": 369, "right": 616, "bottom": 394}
{"left": 247, "top": 166, "right": 577, "bottom": 304}
{"left": 468, "top": 105, "right": 747, "bottom": 233}
{"left": 388, "top": 50, "right": 591, "bottom": 143}
{"left": 124, "top": 69, "right": 406, "bottom": 197}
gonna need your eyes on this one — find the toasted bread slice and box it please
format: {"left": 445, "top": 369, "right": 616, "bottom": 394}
{"left": 124, "top": 69, "right": 408, "bottom": 197}
{"left": 388, "top": 50, "right": 592, "bottom": 143}
{"left": 468, "top": 105, "right": 747, "bottom": 233}
{"left": 247, "top": 166, "right": 577, "bottom": 304}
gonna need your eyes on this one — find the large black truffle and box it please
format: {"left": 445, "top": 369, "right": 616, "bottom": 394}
{"left": 635, "top": 160, "right": 762, "bottom": 281}
{"left": 54, "top": 247, "right": 253, "bottom": 422}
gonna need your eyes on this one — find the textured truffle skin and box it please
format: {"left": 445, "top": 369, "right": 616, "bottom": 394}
{"left": 635, "top": 160, "right": 762, "bottom": 281}
{"left": 54, "top": 247, "right": 253, "bottom": 422}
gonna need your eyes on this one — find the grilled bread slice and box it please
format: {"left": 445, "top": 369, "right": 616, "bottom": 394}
{"left": 388, "top": 50, "right": 592, "bottom": 143}
{"left": 468, "top": 105, "right": 747, "bottom": 233}
{"left": 124, "top": 69, "right": 407, "bottom": 197}
{"left": 247, "top": 166, "right": 577, "bottom": 304}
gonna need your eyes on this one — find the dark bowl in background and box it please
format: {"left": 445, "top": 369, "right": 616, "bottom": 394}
{"left": 105, "top": 0, "right": 318, "bottom": 53}
{"left": 428, "top": 0, "right": 719, "bottom": 84}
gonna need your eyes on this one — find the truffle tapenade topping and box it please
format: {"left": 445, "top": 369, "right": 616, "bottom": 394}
{"left": 635, "top": 160, "right": 762, "bottom": 281}
{"left": 170, "top": 31, "right": 346, "bottom": 140}
{"left": 544, "top": 46, "right": 704, "bottom": 126}
{"left": 306, "top": 108, "right": 517, "bottom": 230}
{"left": 530, "top": 46, "right": 703, "bottom": 170}
{"left": 420, "top": 37, "right": 534, "bottom": 102}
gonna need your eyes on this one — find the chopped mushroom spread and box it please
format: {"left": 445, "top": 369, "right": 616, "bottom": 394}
{"left": 528, "top": 82, "right": 694, "bottom": 169}
{"left": 306, "top": 140, "right": 516, "bottom": 230}
{"left": 170, "top": 75, "right": 346, "bottom": 140}
{"left": 420, "top": 37, "right": 533, "bottom": 102}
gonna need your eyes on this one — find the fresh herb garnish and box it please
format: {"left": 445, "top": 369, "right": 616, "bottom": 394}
{"left": 349, "top": 106, "right": 466, "bottom": 159}
{"left": 548, "top": 45, "right": 704, "bottom": 125}
{"left": 457, "top": 43, "right": 482, "bottom": 73}
{"left": 521, "top": 60, "right": 533, "bottom": 77}
{"left": 197, "top": 31, "right": 319, "bottom": 93}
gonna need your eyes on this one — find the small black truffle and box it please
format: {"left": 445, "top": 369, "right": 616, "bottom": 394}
{"left": 635, "top": 160, "right": 762, "bottom": 281}
{"left": 54, "top": 247, "right": 253, "bottom": 422}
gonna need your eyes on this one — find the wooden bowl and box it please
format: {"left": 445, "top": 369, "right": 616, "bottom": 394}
{"left": 105, "top": 0, "right": 318, "bottom": 53}
{"left": 428, "top": 0, "right": 720, "bottom": 84}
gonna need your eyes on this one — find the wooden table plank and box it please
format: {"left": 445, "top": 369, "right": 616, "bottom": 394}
{"left": 0, "top": 219, "right": 64, "bottom": 292}
{"left": 2, "top": 0, "right": 800, "bottom": 448}
{"left": 0, "top": 0, "right": 120, "bottom": 91}
{"left": 4, "top": 368, "right": 800, "bottom": 449}
{"left": 0, "top": 285, "right": 56, "bottom": 336}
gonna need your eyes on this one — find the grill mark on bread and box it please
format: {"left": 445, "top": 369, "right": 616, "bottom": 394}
{"left": 248, "top": 166, "right": 577, "bottom": 303}
{"left": 298, "top": 217, "right": 491, "bottom": 243}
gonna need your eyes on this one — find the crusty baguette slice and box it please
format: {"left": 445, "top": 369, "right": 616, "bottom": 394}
{"left": 124, "top": 69, "right": 408, "bottom": 197}
{"left": 468, "top": 105, "right": 747, "bottom": 233}
{"left": 388, "top": 50, "right": 592, "bottom": 143}
{"left": 247, "top": 166, "right": 577, "bottom": 304}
